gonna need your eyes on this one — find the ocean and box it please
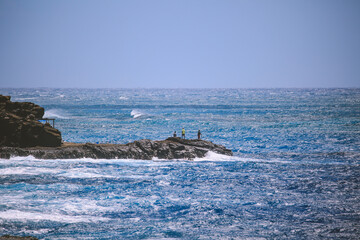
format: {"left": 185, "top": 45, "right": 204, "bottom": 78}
{"left": 0, "top": 88, "right": 359, "bottom": 239}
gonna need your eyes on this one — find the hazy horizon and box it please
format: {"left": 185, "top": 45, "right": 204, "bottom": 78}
{"left": 2, "top": 87, "right": 360, "bottom": 91}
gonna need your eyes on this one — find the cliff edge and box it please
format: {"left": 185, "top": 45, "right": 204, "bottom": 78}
{"left": 0, "top": 95, "right": 62, "bottom": 147}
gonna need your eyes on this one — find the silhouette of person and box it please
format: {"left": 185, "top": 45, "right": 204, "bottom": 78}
{"left": 173, "top": 131, "right": 177, "bottom": 137}
{"left": 198, "top": 130, "right": 202, "bottom": 140}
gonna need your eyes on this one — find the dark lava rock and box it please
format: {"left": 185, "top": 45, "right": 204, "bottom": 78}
{"left": 0, "top": 235, "right": 38, "bottom": 240}
{"left": 0, "top": 138, "right": 232, "bottom": 160}
{"left": 0, "top": 95, "right": 62, "bottom": 147}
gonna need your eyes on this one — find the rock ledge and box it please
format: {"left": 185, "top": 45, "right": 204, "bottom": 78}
{"left": 0, "top": 137, "right": 232, "bottom": 160}
{"left": 0, "top": 95, "right": 232, "bottom": 160}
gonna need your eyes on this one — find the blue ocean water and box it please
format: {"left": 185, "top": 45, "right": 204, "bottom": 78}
{"left": 0, "top": 88, "right": 359, "bottom": 239}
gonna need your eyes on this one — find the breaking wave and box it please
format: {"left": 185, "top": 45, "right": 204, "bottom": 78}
{"left": 43, "top": 109, "right": 70, "bottom": 119}
{"left": 0, "top": 210, "right": 110, "bottom": 223}
{"left": 130, "top": 109, "right": 145, "bottom": 118}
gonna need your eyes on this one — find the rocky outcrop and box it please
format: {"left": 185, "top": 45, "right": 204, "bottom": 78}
{"left": 0, "top": 137, "right": 233, "bottom": 160}
{"left": 0, "top": 95, "right": 62, "bottom": 147}
{"left": 0, "top": 95, "right": 232, "bottom": 160}
{"left": 0, "top": 235, "right": 38, "bottom": 240}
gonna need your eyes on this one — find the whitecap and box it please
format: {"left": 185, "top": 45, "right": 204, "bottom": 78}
{"left": 59, "top": 169, "right": 114, "bottom": 179}
{"left": 193, "top": 151, "right": 240, "bottom": 162}
{"left": 0, "top": 210, "right": 110, "bottom": 223}
{"left": 192, "top": 152, "right": 293, "bottom": 163}
{"left": 0, "top": 167, "right": 60, "bottom": 175}
{"left": 59, "top": 199, "right": 114, "bottom": 214}
{"left": 43, "top": 109, "right": 70, "bottom": 119}
{"left": 6, "top": 155, "right": 37, "bottom": 161}
{"left": 119, "top": 96, "right": 128, "bottom": 100}
{"left": 130, "top": 109, "right": 144, "bottom": 118}
{"left": 22, "top": 228, "right": 51, "bottom": 235}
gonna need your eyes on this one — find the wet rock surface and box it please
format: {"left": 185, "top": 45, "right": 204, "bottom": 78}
{"left": 0, "top": 137, "right": 232, "bottom": 160}
{"left": 0, "top": 235, "right": 38, "bottom": 240}
{"left": 0, "top": 95, "right": 62, "bottom": 147}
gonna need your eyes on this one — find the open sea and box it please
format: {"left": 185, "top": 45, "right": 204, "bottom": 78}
{"left": 0, "top": 88, "right": 360, "bottom": 239}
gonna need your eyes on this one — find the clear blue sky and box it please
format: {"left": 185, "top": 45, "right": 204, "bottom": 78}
{"left": 1, "top": 0, "right": 359, "bottom": 88}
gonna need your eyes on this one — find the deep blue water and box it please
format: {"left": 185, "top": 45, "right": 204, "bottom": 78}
{"left": 0, "top": 88, "right": 359, "bottom": 239}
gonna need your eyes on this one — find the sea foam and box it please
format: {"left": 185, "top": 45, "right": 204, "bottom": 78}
{"left": 0, "top": 210, "right": 110, "bottom": 223}
{"left": 43, "top": 109, "right": 70, "bottom": 119}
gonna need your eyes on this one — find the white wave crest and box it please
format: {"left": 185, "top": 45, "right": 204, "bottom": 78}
{"left": 0, "top": 167, "right": 60, "bottom": 175}
{"left": 43, "top": 109, "right": 69, "bottom": 119}
{"left": 119, "top": 96, "right": 128, "bottom": 100}
{"left": 194, "top": 151, "right": 240, "bottom": 162}
{"left": 0, "top": 210, "right": 110, "bottom": 223}
{"left": 59, "top": 169, "right": 115, "bottom": 178}
{"left": 193, "top": 152, "right": 295, "bottom": 163}
{"left": 4, "top": 155, "right": 37, "bottom": 161}
{"left": 130, "top": 109, "right": 145, "bottom": 118}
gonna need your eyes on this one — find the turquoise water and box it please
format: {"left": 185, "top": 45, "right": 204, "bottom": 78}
{"left": 0, "top": 88, "right": 359, "bottom": 239}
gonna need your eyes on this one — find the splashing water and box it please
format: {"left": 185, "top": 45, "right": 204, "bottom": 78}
{"left": 130, "top": 109, "right": 146, "bottom": 119}
{"left": 0, "top": 88, "right": 359, "bottom": 239}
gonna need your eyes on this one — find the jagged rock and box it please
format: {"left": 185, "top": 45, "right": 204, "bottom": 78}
{"left": 0, "top": 138, "right": 233, "bottom": 160}
{"left": 0, "top": 95, "right": 62, "bottom": 147}
{"left": 0, "top": 235, "right": 38, "bottom": 240}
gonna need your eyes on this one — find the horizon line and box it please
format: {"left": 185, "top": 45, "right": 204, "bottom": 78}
{"left": 1, "top": 87, "right": 360, "bottom": 90}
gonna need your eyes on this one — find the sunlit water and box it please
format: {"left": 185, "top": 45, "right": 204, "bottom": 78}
{"left": 0, "top": 88, "right": 359, "bottom": 239}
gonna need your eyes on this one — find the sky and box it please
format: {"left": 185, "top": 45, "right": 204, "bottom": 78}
{"left": 0, "top": 0, "right": 359, "bottom": 88}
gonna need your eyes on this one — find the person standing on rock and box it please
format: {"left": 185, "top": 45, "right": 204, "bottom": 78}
{"left": 198, "top": 130, "right": 202, "bottom": 140}
{"left": 182, "top": 128, "right": 185, "bottom": 139}
{"left": 173, "top": 131, "right": 177, "bottom": 137}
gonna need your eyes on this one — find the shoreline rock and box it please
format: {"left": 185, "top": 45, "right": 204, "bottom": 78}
{"left": 0, "top": 235, "right": 38, "bottom": 240}
{"left": 0, "top": 137, "right": 232, "bottom": 160}
{"left": 0, "top": 95, "right": 232, "bottom": 160}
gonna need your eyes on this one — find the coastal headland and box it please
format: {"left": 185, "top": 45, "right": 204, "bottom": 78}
{"left": 0, "top": 95, "right": 232, "bottom": 160}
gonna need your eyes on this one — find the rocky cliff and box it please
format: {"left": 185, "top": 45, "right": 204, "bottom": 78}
{"left": 0, "top": 137, "right": 232, "bottom": 160}
{"left": 0, "top": 95, "right": 62, "bottom": 147}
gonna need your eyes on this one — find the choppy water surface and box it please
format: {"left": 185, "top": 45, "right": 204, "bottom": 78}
{"left": 0, "top": 88, "right": 360, "bottom": 239}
